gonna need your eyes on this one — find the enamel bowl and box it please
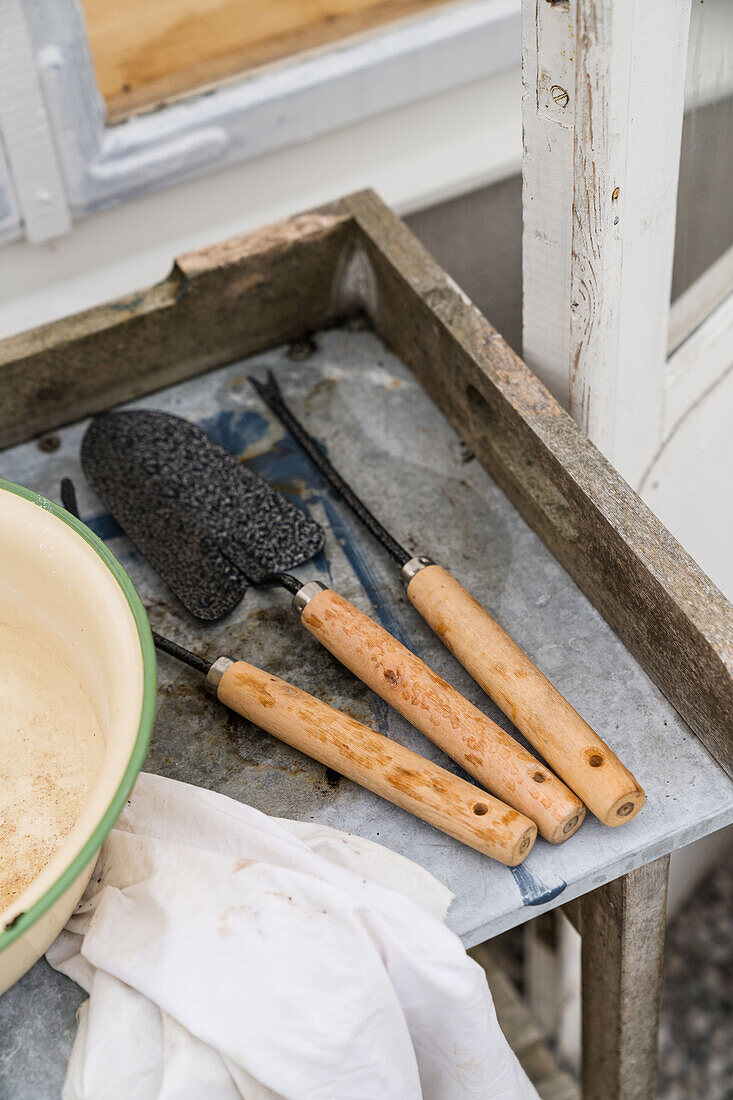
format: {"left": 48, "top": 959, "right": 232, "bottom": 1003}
{"left": 0, "top": 479, "right": 156, "bottom": 994}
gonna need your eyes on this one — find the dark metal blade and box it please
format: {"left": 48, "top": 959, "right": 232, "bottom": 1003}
{"left": 80, "top": 410, "right": 325, "bottom": 620}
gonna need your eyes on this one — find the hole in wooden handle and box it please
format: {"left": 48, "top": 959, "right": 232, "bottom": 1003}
{"left": 588, "top": 754, "right": 604, "bottom": 768}
{"left": 532, "top": 771, "right": 547, "bottom": 783}
{"left": 617, "top": 802, "right": 635, "bottom": 817}
{"left": 472, "top": 802, "right": 489, "bottom": 816}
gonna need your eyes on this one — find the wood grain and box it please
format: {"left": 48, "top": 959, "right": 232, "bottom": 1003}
{"left": 568, "top": 0, "right": 627, "bottom": 460}
{"left": 217, "top": 658, "right": 537, "bottom": 865}
{"left": 522, "top": 0, "right": 693, "bottom": 487}
{"left": 407, "top": 564, "right": 645, "bottom": 827}
{"left": 580, "top": 856, "right": 670, "bottom": 1099}
{"left": 0, "top": 207, "right": 351, "bottom": 450}
{"left": 520, "top": 0, "right": 574, "bottom": 412}
{"left": 81, "top": 0, "right": 456, "bottom": 122}
{"left": 300, "top": 587, "right": 585, "bottom": 844}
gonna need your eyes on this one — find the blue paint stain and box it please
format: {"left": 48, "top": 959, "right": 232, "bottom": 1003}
{"left": 200, "top": 409, "right": 270, "bottom": 455}
{"left": 84, "top": 512, "right": 125, "bottom": 542}
{"left": 197, "top": 403, "right": 416, "bottom": 737}
{"left": 320, "top": 494, "right": 409, "bottom": 645}
{"left": 79, "top": 510, "right": 140, "bottom": 572}
{"left": 199, "top": 410, "right": 337, "bottom": 593}
{"left": 510, "top": 865, "right": 567, "bottom": 906}
{"left": 199, "top": 409, "right": 410, "bottom": 634}
{"left": 244, "top": 424, "right": 412, "bottom": 619}
{"left": 73, "top": 403, "right": 409, "bottom": 739}
{"left": 251, "top": 433, "right": 412, "bottom": 644}
{"left": 250, "top": 436, "right": 325, "bottom": 508}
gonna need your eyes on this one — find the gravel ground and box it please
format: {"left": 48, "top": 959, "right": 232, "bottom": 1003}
{"left": 659, "top": 844, "right": 733, "bottom": 1099}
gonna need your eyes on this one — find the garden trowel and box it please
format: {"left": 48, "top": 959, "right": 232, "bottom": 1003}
{"left": 81, "top": 409, "right": 585, "bottom": 844}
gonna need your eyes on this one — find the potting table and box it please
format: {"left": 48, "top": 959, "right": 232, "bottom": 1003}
{"left": 0, "top": 196, "right": 731, "bottom": 1098}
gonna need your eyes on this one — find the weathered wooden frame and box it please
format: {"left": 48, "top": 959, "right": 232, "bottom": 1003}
{"left": 1, "top": 189, "right": 731, "bottom": 783}
{"left": 521, "top": 0, "right": 694, "bottom": 488}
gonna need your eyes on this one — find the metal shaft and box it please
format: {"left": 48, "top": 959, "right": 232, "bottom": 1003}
{"left": 258, "top": 571, "right": 302, "bottom": 596}
{"left": 151, "top": 631, "right": 212, "bottom": 676}
{"left": 249, "top": 371, "right": 411, "bottom": 567}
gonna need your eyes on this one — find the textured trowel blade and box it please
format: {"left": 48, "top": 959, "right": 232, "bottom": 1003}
{"left": 80, "top": 410, "right": 325, "bottom": 620}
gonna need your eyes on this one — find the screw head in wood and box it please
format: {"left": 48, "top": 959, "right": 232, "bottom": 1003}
{"left": 287, "top": 337, "right": 317, "bottom": 361}
{"left": 550, "top": 85, "right": 570, "bottom": 108}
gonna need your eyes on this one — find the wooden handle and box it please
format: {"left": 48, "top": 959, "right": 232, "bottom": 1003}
{"left": 406, "top": 565, "right": 645, "bottom": 827}
{"left": 216, "top": 660, "right": 536, "bottom": 865}
{"left": 299, "top": 589, "right": 585, "bottom": 844}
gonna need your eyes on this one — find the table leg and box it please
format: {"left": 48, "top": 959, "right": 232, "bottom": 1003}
{"left": 580, "top": 855, "right": 670, "bottom": 1100}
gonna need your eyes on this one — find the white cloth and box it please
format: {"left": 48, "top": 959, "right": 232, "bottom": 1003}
{"left": 47, "top": 773, "right": 537, "bottom": 1100}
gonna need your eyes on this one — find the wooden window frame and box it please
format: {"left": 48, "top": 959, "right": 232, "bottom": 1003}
{"left": 0, "top": 0, "right": 520, "bottom": 244}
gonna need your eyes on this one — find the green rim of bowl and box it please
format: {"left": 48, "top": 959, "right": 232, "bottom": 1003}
{"left": 0, "top": 478, "right": 157, "bottom": 954}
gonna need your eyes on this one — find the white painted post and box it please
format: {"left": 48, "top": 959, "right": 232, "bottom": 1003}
{"left": 521, "top": 0, "right": 694, "bottom": 1059}
{"left": 567, "top": 0, "right": 632, "bottom": 459}
{"left": 521, "top": 0, "right": 575, "bottom": 411}
{"left": 522, "top": 0, "right": 692, "bottom": 487}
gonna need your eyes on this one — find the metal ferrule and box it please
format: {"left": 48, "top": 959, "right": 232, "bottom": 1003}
{"left": 400, "top": 556, "right": 435, "bottom": 587}
{"left": 205, "top": 656, "right": 234, "bottom": 695}
{"left": 292, "top": 580, "right": 329, "bottom": 617}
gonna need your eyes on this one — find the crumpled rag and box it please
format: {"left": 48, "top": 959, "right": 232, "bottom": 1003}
{"left": 47, "top": 772, "right": 538, "bottom": 1100}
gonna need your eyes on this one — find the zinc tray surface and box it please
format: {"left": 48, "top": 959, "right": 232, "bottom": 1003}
{"left": 1, "top": 325, "right": 731, "bottom": 1095}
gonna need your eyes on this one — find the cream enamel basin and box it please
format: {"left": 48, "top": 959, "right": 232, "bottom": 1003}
{"left": 0, "top": 479, "right": 156, "bottom": 994}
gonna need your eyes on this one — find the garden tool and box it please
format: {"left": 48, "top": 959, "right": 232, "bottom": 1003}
{"left": 80, "top": 411, "right": 585, "bottom": 843}
{"left": 61, "top": 477, "right": 536, "bottom": 867}
{"left": 249, "top": 372, "right": 645, "bottom": 829}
